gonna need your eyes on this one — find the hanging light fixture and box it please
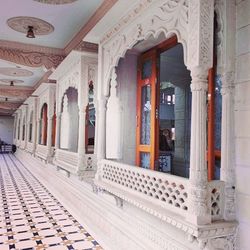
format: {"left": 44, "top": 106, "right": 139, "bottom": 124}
{"left": 5, "top": 97, "right": 8, "bottom": 102}
{"left": 10, "top": 80, "right": 14, "bottom": 86}
{"left": 26, "top": 26, "right": 35, "bottom": 38}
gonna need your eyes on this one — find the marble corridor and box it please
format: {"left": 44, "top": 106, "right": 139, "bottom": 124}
{"left": 0, "top": 153, "right": 102, "bottom": 250}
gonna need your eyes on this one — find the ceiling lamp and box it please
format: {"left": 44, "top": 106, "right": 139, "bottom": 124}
{"left": 10, "top": 81, "right": 14, "bottom": 86}
{"left": 27, "top": 26, "right": 35, "bottom": 38}
{"left": 5, "top": 97, "right": 8, "bottom": 102}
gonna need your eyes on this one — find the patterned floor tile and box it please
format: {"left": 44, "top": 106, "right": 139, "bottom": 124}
{"left": 0, "top": 154, "right": 103, "bottom": 250}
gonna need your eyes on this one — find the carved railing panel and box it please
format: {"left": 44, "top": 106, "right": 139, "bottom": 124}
{"left": 208, "top": 180, "right": 225, "bottom": 221}
{"left": 97, "top": 159, "right": 189, "bottom": 216}
{"left": 96, "top": 160, "right": 226, "bottom": 222}
{"left": 55, "top": 149, "right": 78, "bottom": 172}
{"left": 36, "top": 144, "right": 49, "bottom": 159}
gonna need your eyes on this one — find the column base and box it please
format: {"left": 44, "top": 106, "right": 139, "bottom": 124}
{"left": 186, "top": 213, "right": 211, "bottom": 225}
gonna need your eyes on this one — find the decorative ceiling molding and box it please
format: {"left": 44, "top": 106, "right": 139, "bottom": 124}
{"left": 0, "top": 102, "right": 21, "bottom": 110}
{"left": 0, "top": 86, "right": 34, "bottom": 99}
{"left": 34, "top": 0, "right": 77, "bottom": 4}
{"left": 7, "top": 16, "right": 54, "bottom": 36}
{"left": 0, "top": 46, "right": 65, "bottom": 70}
{"left": 0, "top": 40, "right": 65, "bottom": 55}
{"left": 64, "top": 0, "right": 118, "bottom": 54}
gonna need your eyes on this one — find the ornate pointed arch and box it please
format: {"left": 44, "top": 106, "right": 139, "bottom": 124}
{"left": 101, "top": 0, "right": 189, "bottom": 96}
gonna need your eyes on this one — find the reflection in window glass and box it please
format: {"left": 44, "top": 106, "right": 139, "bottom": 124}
{"left": 140, "top": 85, "right": 151, "bottom": 145}
{"left": 140, "top": 152, "right": 150, "bottom": 169}
{"left": 142, "top": 60, "right": 152, "bottom": 79}
{"left": 158, "top": 44, "right": 191, "bottom": 178}
{"left": 86, "top": 81, "right": 95, "bottom": 154}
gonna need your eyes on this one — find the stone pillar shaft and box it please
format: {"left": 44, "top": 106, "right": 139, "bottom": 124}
{"left": 220, "top": 72, "right": 236, "bottom": 220}
{"left": 96, "top": 98, "right": 107, "bottom": 161}
{"left": 188, "top": 68, "right": 211, "bottom": 225}
{"left": 47, "top": 116, "right": 53, "bottom": 159}
{"left": 77, "top": 108, "right": 86, "bottom": 171}
{"left": 55, "top": 113, "right": 61, "bottom": 150}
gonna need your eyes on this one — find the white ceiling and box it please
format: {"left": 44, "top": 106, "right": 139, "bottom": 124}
{"left": 0, "top": 0, "right": 103, "bottom": 48}
{"left": 0, "top": 59, "right": 45, "bottom": 87}
{"left": 84, "top": 0, "right": 140, "bottom": 44}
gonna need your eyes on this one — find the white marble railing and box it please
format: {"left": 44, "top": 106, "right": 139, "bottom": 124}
{"left": 36, "top": 144, "right": 48, "bottom": 160}
{"left": 96, "top": 159, "right": 189, "bottom": 217}
{"left": 55, "top": 149, "right": 78, "bottom": 173}
{"left": 208, "top": 180, "right": 225, "bottom": 221}
{"left": 26, "top": 142, "right": 35, "bottom": 153}
{"left": 96, "top": 160, "right": 226, "bottom": 222}
{"left": 20, "top": 140, "right": 26, "bottom": 149}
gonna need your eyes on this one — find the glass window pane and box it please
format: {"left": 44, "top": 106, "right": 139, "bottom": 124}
{"left": 140, "top": 152, "right": 150, "bottom": 169}
{"left": 215, "top": 74, "right": 222, "bottom": 151}
{"left": 158, "top": 44, "right": 191, "bottom": 178}
{"left": 142, "top": 59, "right": 152, "bottom": 79}
{"left": 140, "top": 85, "right": 151, "bottom": 145}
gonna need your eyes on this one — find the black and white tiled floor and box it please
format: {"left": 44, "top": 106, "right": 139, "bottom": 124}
{"left": 0, "top": 153, "right": 103, "bottom": 250}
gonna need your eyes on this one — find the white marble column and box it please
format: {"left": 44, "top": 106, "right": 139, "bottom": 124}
{"left": 24, "top": 107, "right": 28, "bottom": 149}
{"left": 47, "top": 116, "right": 53, "bottom": 160}
{"left": 106, "top": 68, "right": 122, "bottom": 159}
{"left": 36, "top": 119, "right": 41, "bottom": 146}
{"left": 77, "top": 108, "right": 86, "bottom": 172}
{"left": 187, "top": 67, "right": 211, "bottom": 225}
{"left": 55, "top": 113, "right": 61, "bottom": 150}
{"left": 13, "top": 115, "right": 16, "bottom": 143}
{"left": 96, "top": 98, "right": 107, "bottom": 161}
{"left": 32, "top": 110, "right": 37, "bottom": 154}
{"left": 220, "top": 71, "right": 236, "bottom": 220}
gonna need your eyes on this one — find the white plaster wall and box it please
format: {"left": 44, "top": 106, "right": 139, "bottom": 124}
{"left": 235, "top": 1, "right": 250, "bottom": 249}
{"left": 0, "top": 116, "right": 14, "bottom": 144}
{"left": 117, "top": 53, "right": 137, "bottom": 165}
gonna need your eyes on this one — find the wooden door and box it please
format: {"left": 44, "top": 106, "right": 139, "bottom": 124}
{"left": 136, "top": 49, "right": 158, "bottom": 170}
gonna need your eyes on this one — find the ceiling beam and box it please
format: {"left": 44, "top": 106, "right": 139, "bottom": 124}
{"left": 64, "top": 0, "right": 117, "bottom": 54}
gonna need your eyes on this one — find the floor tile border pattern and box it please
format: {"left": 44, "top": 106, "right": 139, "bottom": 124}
{"left": 0, "top": 154, "right": 102, "bottom": 250}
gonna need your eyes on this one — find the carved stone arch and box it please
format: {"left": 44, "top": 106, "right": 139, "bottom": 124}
{"left": 40, "top": 102, "right": 48, "bottom": 118}
{"left": 102, "top": 0, "right": 189, "bottom": 97}
{"left": 60, "top": 86, "right": 79, "bottom": 112}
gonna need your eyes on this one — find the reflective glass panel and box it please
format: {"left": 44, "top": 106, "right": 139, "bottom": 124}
{"left": 140, "top": 152, "right": 150, "bottom": 169}
{"left": 158, "top": 44, "right": 191, "bottom": 177}
{"left": 142, "top": 60, "right": 152, "bottom": 79}
{"left": 140, "top": 85, "right": 151, "bottom": 145}
{"left": 215, "top": 74, "right": 222, "bottom": 151}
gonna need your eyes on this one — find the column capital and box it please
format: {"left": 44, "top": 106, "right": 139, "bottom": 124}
{"left": 190, "top": 67, "right": 208, "bottom": 92}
